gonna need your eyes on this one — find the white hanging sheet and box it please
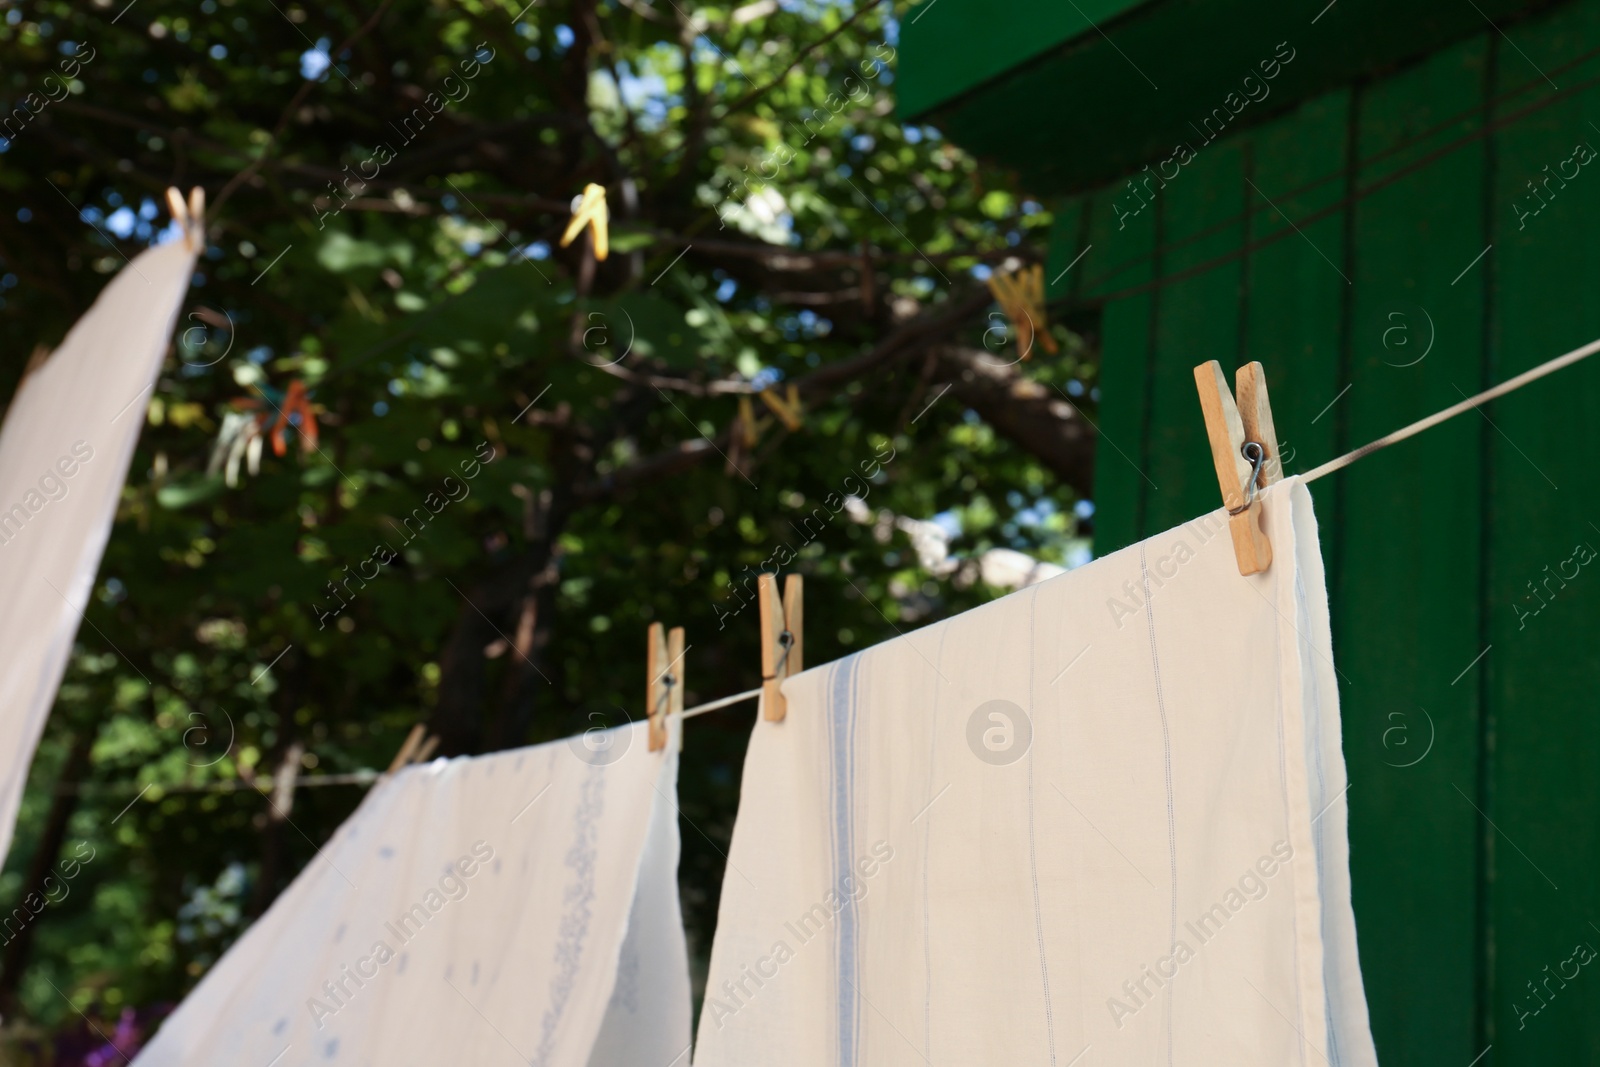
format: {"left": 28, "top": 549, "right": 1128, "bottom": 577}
{"left": 0, "top": 236, "right": 197, "bottom": 866}
{"left": 693, "top": 477, "right": 1377, "bottom": 1066}
{"left": 134, "top": 720, "right": 692, "bottom": 1067}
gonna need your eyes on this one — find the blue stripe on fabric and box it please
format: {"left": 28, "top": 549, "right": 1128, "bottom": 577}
{"left": 830, "top": 653, "right": 863, "bottom": 1067}
{"left": 827, "top": 659, "right": 843, "bottom": 1065}
{"left": 850, "top": 656, "right": 863, "bottom": 1059}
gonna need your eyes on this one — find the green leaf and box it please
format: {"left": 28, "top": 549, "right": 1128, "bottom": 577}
{"left": 156, "top": 475, "right": 225, "bottom": 510}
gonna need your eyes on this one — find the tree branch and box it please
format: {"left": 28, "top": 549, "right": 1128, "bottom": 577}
{"left": 931, "top": 346, "right": 1097, "bottom": 494}
{"left": 212, "top": 0, "right": 399, "bottom": 214}
{"left": 720, "top": 0, "right": 885, "bottom": 116}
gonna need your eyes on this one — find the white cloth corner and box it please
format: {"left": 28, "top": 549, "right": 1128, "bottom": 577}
{"left": 0, "top": 237, "right": 197, "bottom": 867}
{"left": 692, "top": 477, "right": 1376, "bottom": 1066}
{"left": 133, "top": 720, "right": 691, "bottom": 1067}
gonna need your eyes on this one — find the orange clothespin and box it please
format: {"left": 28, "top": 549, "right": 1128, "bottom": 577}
{"left": 987, "top": 264, "right": 1058, "bottom": 358}
{"left": 1193, "top": 361, "right": 1280, "bottom": 576}
{"left": 268, "top": 379, "right": 319, "bottom": 457}
{"left": 647, "top": 622, "right": 685, "bottom": 752}
{"left": 757, "top": 574, "right": 803, "bottom": 721}
{"left": 560, "top": 183, "right": 610, "bottom": 261}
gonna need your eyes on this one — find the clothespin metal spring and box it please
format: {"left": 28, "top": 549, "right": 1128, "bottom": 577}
{"left": 1227, "top": 441, "right": 1268, "bottom": 516}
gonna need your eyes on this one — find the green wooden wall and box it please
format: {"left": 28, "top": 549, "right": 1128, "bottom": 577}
{"left": 1044, "top": 2, "right": 1600, "bottom": 1060}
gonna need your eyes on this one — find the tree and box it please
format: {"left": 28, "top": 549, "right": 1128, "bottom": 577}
{"left": 0, "top": 0, "right": 1096, "bottom": 1032}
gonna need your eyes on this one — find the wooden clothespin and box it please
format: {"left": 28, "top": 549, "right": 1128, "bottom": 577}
{"left": 560, "top": 183, "right": 610, "bottom": 261}
{"left": 986, "top": 263, "right": 1058, "bottom": 358}
{"left": 647, "top": 622, "right": 685, "bottom": 751}
{"left": 165, "top": 186, "right": 206, "bottom": 253}
{"left": 736, "top": 395, "right": 763, "bottom": 448}
{"left": 269, "top": 741, "right": 304, "bottom": 819}
{"left": 1193, "top": 360, "right": 1280, "bottom": 576}
{"left": 758, "top": 574, "right": 803, "bottom": 721}
{"left": 384, "top": 722, "right": 441, "bottom": 774}
{"left": 385, "top": 724, "right": 426, "bottom": 773}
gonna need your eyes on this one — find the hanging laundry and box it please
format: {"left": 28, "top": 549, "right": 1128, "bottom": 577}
{"left": 692, "top": 478, "right": 1376, "bottom": 1066}
{"left": 133, "top": 720, "right": 691, "bottom": 1066}
{"left": 0, "top": 226, "right": 198, "bottom": 868}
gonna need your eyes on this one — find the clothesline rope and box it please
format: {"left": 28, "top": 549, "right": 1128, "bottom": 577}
{"left": 681, "top": 686, "right": 761, "bottom": 719}
{"left": 71, "top": 694, "right": 766, "bottom": 797}
{"left": 56, "top": 770, "right": 381, "bottom": 795}
{"left": 79, "top": 334, "right": 1600, "bottom": 802}
{"left": 681, "top": 336, "right": 1600, "bottom": 719}
{"left": 1301, "top": 335, "right": 1600, "bottom": 483}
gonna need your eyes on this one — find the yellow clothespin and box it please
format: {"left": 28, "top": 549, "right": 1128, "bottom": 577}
{"left": 757, "top": 574, "right": 803, "bottom": 721}
{"left": 1193, "top": 361, "right": 1280, "bottom": 576}
{"left": 758, "top": 384, "right": 803, "bottom": 432}
{"left": 986, "top": 264, "right": 1058, "bottom": 358}
{"left": 560, "top": 183, "right": 610, "bottom": 261}
{"left": 647, "top": 622, "right": 685, "bottom": 751}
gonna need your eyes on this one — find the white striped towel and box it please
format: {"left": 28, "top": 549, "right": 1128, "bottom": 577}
{"left": 692, "top": 477, "right": 1376, "bottom": 1067}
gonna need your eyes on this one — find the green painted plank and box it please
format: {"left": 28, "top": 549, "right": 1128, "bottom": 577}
{"left": 1084, "top": 181, "right": 1159, "bottom": 555}
{"left": 1142, "top": 140, "right": 1248, "bottom": 536}
{"left": 1239, "top": 88, "right": 1352, "bottom": 497}
{"left": 897, "top": 0, "right": 1151, "bottom": 119}
{"left": 963, "top": 2, "right": 1600, "bottom": 1059}
{"left": 1486, "top": 0, "right": 1600, "bottom": 1059}
{"left": 1077, "top": 166, "right": 1173, "bottom": 303}
{"left": 1339, "top": 35, "right": 1491, "bottom": 1064}
{"left": 1042, "top": 195, "right": 1088, "bottom": 304}
{"left": 899, "top": 0, "right": 1558, "bottom": 196}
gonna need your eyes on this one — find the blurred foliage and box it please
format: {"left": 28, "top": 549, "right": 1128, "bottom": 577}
{"left": 0, "top": 0, "right": 1098, "bottom": 1042}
